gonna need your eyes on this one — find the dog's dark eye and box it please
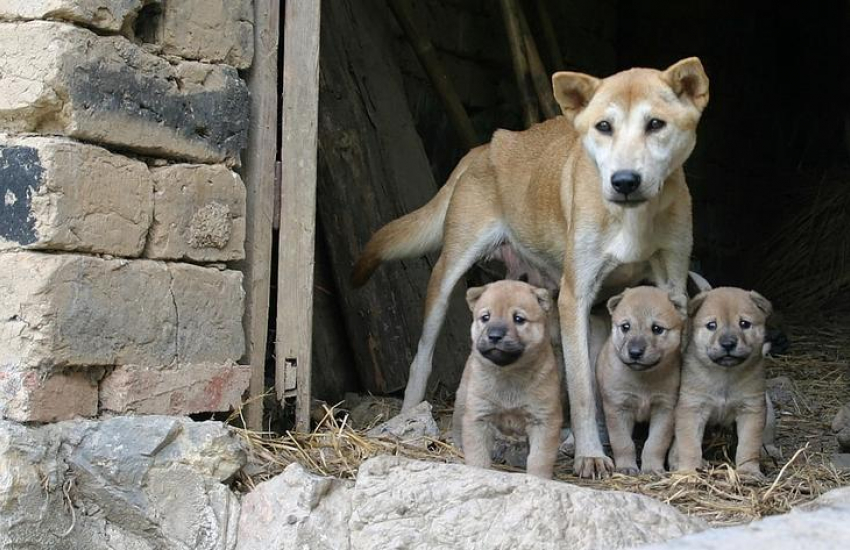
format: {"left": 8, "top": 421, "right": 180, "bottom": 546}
{"left": 651, "top": 324, "right": 665, "bottom": 335}
{"left": 739, "top": 319, "right": 752, "bottom": 329}
{"left": 646, "top": 118, "right": 666, "bottom": 132}
{"left": 595, "top": 120, "right": 613, "bottom": 135}
{"left": 706, "top": 321, "right": 717, "bottom": 331}
{"left": 480, "top": 313, "right": 490, "bottom": 323}
{"left": 513, "top": 314, "right": 526, "bottom": 325}
{"left": 621, "top": 322, "right": 630, "bottom": 333}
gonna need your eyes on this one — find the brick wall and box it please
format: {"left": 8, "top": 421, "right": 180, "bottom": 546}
{"left": 0, "top": 0, "right": 254, "bottom": 421}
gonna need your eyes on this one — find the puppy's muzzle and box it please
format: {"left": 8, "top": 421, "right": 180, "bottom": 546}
{"left": 477, "top": 323, "right": 524, "bottom": 366}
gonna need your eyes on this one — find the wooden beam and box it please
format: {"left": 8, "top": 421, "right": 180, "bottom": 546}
{"left": 387, "top": 0, "right": 479, "bottom": 150}
{"left": 518, "top": 2, "right": 559, "bottom": 119}
{"left": 240, "top": 0, "right": 281, "bottom": 430}
{"left": 500, "top": 0, "right": 538, "bottom": 128}
{"left": 535, "top": 0, "right": 564, "bottom": 72}
{"left": 278, "top": 0, "right": 322, "bottom": 433}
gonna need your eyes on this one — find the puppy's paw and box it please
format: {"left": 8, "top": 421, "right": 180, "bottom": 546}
{"left": 640, "top": 463, "right": 666, "bottom": 475}
{"left": 616, "top": 465, "right": 639, "bottom": 476}
{"left": 736, "top": 463, "right": 765, "bottom": 482}
{"left": 574, "top": 455, "right": 614, "bottom": 479}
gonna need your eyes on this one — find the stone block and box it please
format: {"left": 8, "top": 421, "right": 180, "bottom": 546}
{"left": 0, "top": 0, "right": 143, "bottom": 32}
{"left": 0, "top": 367, "right": 97, "bottom": 421}
{"left": 100, "top": 362, "right": 252, "bottom": 415}
{"left": 146, "top": 164, "right": 246, "bottom": 262}
{"left": 0, "top": 252, "right": 244, "bottom": 372}
{"left": 0, "top": 21, "right": 249, "bottom": 164}
{"left": 0, "top": 136, "right": 152, "bottom": 256}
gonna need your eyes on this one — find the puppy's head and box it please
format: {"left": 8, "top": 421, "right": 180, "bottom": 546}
{"left": 552, "top": 58, "right": 708, "bottom": 205}
{"left": 688, "top": 287, "right": 773, "bottom": 368}
{"left": 466, "top": 280, "right": 552, "bottom": 368}
{"left": 607, "top": 286, "right": 687, "bottom": 371}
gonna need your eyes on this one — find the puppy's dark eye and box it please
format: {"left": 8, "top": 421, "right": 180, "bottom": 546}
{"left": 651, "top": 324, "right": 665, "bottom": 335}
{"left": 739, "top": 319, "right": 752, "bottom": 329}
{"left": 480, "top": 313, "right": 490, "bottom": 323}
{"left": 646, "top": 118, "right": 666, "bottom": 132}
{"left": 621, "top": 322, "right": 630, "bottom": 333}
{"left": 706, "top": 321, "right": 717, "bottom": 331}
{"left": 513, "top": 314, "right": 526, "bottom": 325}
{"left": 595, "top": 120, "right": 613, "bottom": 135}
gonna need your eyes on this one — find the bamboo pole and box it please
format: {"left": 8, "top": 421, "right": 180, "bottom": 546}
{"left": 517, "top": 2, "right": 559, "bottom": 119}
{"left": 387, "top": 0, "right": 479, "bottom": 149}
{"left": 500, "top": 0, "right": 538, "bottom": 127}
{"left": 535, "top": 0, "right": 564, "bottom": 72}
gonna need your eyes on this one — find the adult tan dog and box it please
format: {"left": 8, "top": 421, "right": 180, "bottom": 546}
{"left": 452, "top": 280, "right": 562, "bottom": 479}
{"left": 673, "top": 287, "right": 773, "bottom": 478}
{"left": 353, "top": 58, "right": 709, "bottom": 477}
{"left": 596, "top": 286, "right": 686, "bottom": 474}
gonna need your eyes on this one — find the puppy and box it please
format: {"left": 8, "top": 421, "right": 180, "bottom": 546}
{"left": 673, "top": 287, "right": 773, "bottom": 478}
{"left": 452, "top": 280, "right": 562, "bottom": 479}
{"left": 596, "top": 287, "right": 686, "bottom": 474}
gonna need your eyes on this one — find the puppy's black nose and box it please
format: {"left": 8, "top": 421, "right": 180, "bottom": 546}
{"left": 611, "top": 170, "right": 642, "bottom": 195}
{"left": 719, "top": 333, "right": 738, "bottom": 352}
{"left": 627, "top": 341, "right": 646, "bottom": 360}
{"left": 487, "top": 324, "right": 507, "bottom": 343}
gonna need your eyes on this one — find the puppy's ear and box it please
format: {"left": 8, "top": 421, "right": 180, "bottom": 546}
{"left": 668, "top": 291, "right": 689, "bottom": 320}
{"left": 606, "top": 292, "right": 625, "bottom": 315}
{"left": 533, "top": 287, "right": 553, "bottom": 312}
{"left": 466, "top": 286, "right": 487, "bottom": 312}
{"left": 552, "top": 71, "right": 600, "bottom": 121}
{"left": 688, "top": 290, "right": 709, "bottom": 317}
{"left": 749, "top": 290, "right": 773, "bottom": 318}
{"left": 662, "top": 57, "right": 709, "bottom": 112}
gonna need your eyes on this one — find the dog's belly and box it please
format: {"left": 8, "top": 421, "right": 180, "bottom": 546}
{"left": 485, "top": 408, "right": 534, "bottom": 437}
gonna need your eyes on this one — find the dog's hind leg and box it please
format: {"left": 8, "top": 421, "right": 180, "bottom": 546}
{"left": 402, "top": 219, "right": 505, "bottom": 411}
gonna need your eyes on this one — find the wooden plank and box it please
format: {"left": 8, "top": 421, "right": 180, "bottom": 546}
{"left": 278, "top": 0, "right": 321, "bottom": 433}
{"left": 500, "top": 0, "right": 538, "bottom": 127}
{"left": 240, "top": 0, "right": 280, "bottom": 430}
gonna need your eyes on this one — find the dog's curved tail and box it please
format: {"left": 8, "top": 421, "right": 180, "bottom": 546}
{"left": 352, "top": 150, "right": 476, "bottom": 287}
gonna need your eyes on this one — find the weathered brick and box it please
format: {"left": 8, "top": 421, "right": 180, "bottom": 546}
{"left": 145, "top": 164, "right": 246, "bottom": 262}
{"left": 0, "top": 367, "right": 97, "bottom": 421}
{"left": 99, "top": 362, "right": 252, "bottom": 415}
{"left": 0, "top": 136, "right": 152, "bottom": 256}
{"left": 0, "top": 252, "right": 245, "bottom": 370}
{"left": 0, "top": 0, "right": 254, "bottom": 69}
{"left": 0, "top": 21, "right": 249, "bottom": 164}
{"left": 138, "top": 0, "right": 254, "bottom": 69}
{"left": 0, "top": 0, "right": 142, "bottom": 32}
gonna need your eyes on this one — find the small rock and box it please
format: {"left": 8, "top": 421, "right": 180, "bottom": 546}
{"left": 345, "top": 393, "right": 402, "bottom": 429}
{"left": 365, "top": 401, "right": 439, "bottom": 447}
{"left": 767, "top": 376, "right": 805, "bottom": 414}
{"left": 832, "top": 403, "right": 850, "bottom": 451}
{"left": 832, "top": 454, "right": 850, "bottom": 471}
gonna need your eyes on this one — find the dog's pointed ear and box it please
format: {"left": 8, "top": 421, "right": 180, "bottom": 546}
{"left": 688, "top": 290, "right": 710, "bottom": 317}
{"left": 749, "top": 290, "right": 773, "bottom": 318}
{"left": 466, "top": 285, "right": 487, "bottom": 312}
{"left": 606, "top": 292, "right": 625, "bottom": 316}
{"left": 552, "top": 71, "right": 601, "bottom": 121}
{"left": 662, "top": 57, "right": 709, "bottom": 112}
{"left": 533, "top": 287, "right": 553, "bottom": 312}
{"left": 668, "top": 291, "right": 689, "bottom": 320}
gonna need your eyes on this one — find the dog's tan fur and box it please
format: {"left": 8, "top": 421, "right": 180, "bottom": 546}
{"left": 452, "top": 281, "right": 562, "bottom": 479}
{"left": 673, "top": 287, "right": 773, "bottom": 478}
{"left": 596, "top": 287, "right": 686, "bottom": 474}
{"left": 354, "top": 58, "right": 709, "bottom": 477}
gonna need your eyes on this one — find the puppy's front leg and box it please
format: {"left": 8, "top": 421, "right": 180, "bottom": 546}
{"left": 604, "top": 404, "right": 637, "bottom": 475}
{"left": 526, "top": 419, "right": 561, "bottom": 479}
{"left": 560, "top": 285, "right": 614, "bottom": 478}
{"left": 462, "top": 415, "right": 493, "bottom": 470}
{"left": 673, "top": 404, "right": 709, "bottom": 472}
{"left": 641, "top": 406, "right": 675, "bottom": 473}
{"left": 735, "top": 407, "right": 766, "bottom": 479}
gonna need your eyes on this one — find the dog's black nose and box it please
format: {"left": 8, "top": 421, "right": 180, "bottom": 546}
{"left": 611, "top": 170, "right": 642, "bottom": 195}
{"left": 719, "top": 333, "right": 738, "bottom": 352}
{"left": 487, "top": 324, "right": 507, "bottom": 343}
{"left": 628, "top": 341, "right": 646, "bottom": 360}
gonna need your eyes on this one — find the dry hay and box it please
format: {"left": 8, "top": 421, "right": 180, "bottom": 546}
{"left": 233, "top": 320, "right": 849, "bottom": 526}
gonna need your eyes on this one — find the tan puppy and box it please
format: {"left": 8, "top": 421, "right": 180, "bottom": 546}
{"left": 355, "top": 58, "right": 709, "bottom": 477}
{"left": 596, "top": 287, "right": 686, "bottom": 474}
{"left": 452, "top": 280, "right": 562, "bottom": 479}
{"left": 673, "top": 287, "right": 773, "bottom": 478}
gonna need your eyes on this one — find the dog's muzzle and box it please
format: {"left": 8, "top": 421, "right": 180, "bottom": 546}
{"left": 477, "top": 342, "right": 524, "bottom": 366}
{"left": 708, "top": 351, "right": 749, "bottom": 367}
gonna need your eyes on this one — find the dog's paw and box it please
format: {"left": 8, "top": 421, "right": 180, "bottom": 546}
{"left": 736, "top": 463, "right": 766, "bottom": 482}
{"left": 616, "top": 465, "right": 639, "bottom": 476}
{"left": 574, "top": 455, "right": 614, "bottom": 479}
{"left": 640, "top": 464, "right": 666, "bottom": 475}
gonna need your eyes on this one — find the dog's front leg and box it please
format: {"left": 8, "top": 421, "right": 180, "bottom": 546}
{"left": 526, "top": 419, "right": 561, "bottom": 479}
{"left": 649, "top": 248, "right": 690, "bottom": 295}
{"left": 461, "top": 415, "right": 493, "bottom": 470}
{"left": 735, "top": 406, "right": 766, "bottom": 479}
{"left": 673, "top": 403, "right": 709, "bottom": 472}
{"left": 641, "top": 405, "right": 675, "bottom": 473}
{"left": 603, "top": 404, "right": 637, "bottom": 475}
{"left": 559, "top": 281, "right": 614, "bottom": 478}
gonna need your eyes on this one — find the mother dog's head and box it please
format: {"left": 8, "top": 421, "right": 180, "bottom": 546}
{"left": 552, "top": 58, "right": 709, "bottom": 205}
